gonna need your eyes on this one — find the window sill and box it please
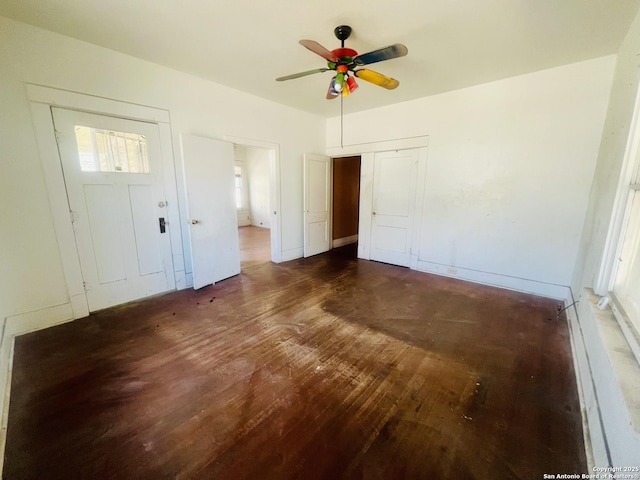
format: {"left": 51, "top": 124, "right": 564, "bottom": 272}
{"left": 609, "top": 293, "right": 640, "bottom": 368}
{"left": 585, "top": 289, "right": 640, "bottom": 433}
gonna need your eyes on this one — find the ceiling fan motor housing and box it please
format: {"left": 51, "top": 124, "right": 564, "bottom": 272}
{"left": 334, "top": 25, "right": 352, "bottom": 43}
{"left": 331, "top": 26, "right": 356, "bottom": 69}
{"left": 328, "top": 48, "right": 358, "bottom": 69}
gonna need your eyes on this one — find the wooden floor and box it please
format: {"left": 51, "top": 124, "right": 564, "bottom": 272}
{"left": 4, "top": 249, "right": 586, "bottom": 479}
{"left": 239, "top": 225, "right": 271, "bottom": 269}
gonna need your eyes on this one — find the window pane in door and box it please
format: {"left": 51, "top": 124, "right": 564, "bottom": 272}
{"left": 74, "top": 125, "right": 150, "bottom": 173}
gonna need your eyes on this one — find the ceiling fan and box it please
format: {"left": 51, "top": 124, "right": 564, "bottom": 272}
{"left": 276, "top": 25, "right": 408, "bottom": 99}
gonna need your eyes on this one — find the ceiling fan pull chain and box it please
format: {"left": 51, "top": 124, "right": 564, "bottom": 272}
{"left": 340, "top": 94, "right": 344, "bottom": 149}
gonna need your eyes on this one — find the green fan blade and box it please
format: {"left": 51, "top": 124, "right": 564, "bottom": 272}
{"left": 276, "top": 68, "right": 329, "bottom": 82}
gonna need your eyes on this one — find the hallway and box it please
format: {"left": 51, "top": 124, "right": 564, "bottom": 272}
{"left": 239, "top": 225, "right": 271, "bottom": 269}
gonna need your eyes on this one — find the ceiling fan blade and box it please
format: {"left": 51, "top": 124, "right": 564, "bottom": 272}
{"left": 354, "top": 44, "right": 408, "bottom": 66}
{"left": 354, "top": 69, "right": 400, "bottom": 90}
{"left": 299, "top": 39, "right": 339, "bottom": 62}
{"left": 276, "top": 68, "right": 329, "bottom": 82}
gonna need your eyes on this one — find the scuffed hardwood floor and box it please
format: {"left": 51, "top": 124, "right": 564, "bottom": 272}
{"left": 4, "top": 249, "right": 586, "bottom": 479}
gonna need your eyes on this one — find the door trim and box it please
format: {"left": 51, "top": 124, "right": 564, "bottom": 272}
{"left": 224, "top": 135, "right": 282, "bottom": 263}
{"left": 28, "top": 85, "right": 183, "bottom": 319}
{"left": 326, "top": 135, "right": 429, "bottom": 157}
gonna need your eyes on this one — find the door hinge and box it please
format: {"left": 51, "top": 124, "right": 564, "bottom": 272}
{"left": 69, "top": 210, "right": 79, "bottom": 223}
{"left": 82, "top": 281, "right": 88, "bottom": 292}
{"left": 54, "top": 129, "right": 62, "bottom": 144}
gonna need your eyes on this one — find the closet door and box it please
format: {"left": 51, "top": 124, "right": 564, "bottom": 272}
{"left": 370, "top": 149, "right": 419, "bottom": 267}
{"left": 303, "top": 153, "right": 332, "bottom": 257}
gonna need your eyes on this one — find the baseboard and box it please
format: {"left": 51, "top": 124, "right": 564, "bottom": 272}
{"left": 281, "top": 247, "right": 303, "bottom": 262}
{"left": 0, "top": 325, "right": 14, "bottom": 479}
{"left": 565, "top": 295, "right": 600, "bottom": 472}
{"left": 415, "top": 260, "right": 571, "bottom": 300}
{"left": 0, "top": 302, "right": 75, "bottom": 475}
{"left": 4, "top": 303, "right": 75, "bottom": 339}
{"left": 332, "top": 235, "right": 358, "bottom": 248}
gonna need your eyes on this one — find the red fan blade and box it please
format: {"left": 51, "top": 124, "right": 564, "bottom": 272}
{"left": 299, "top": 39, "right": 339, "bottom": 62}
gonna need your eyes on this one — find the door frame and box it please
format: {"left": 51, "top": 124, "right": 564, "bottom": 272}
{"left": 330, "top": 155, "right": 362, "bottom": 249}
{"left": 327, "top": 137, "right": 429, "bottom": 268}
{"left": 225, "top": 135, "right": 282, "bottom": 263}
{"left": 27, "top": 84, "right": 184, "bottom": 319}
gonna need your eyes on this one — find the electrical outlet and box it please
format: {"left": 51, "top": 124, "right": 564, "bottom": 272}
{"left": 447, "top": 266, "right": 458, "bottom": 275}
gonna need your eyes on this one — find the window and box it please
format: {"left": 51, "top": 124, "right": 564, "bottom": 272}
{"left": 611, "top": 157, "right": 640, "bottom": 336}
{"left": 234, "top": 165, "right": 244, "bottom": 210}
{"left": 74, "top": 125, "right": 149, "bottom": 173}
{"left": 601, "top": 99, "right": 640, "bottom": 363}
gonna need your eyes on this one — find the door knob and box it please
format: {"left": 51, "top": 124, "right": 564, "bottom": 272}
{"left": 189, "top": 219, "right": 199, "bottom": 225}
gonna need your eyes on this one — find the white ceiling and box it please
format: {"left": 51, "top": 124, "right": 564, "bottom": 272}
{"left": 1, "top": 0, "right": 638, "bottom": 117}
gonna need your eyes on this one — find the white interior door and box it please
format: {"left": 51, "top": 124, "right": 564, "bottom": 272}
{"left": 181, "top": 134, "right": 240, "bottom": 289}
{"left": 52, "top": 107, "right": 175, "bottom": 312}
{"left": 304, "top": 153, "right": 331, "bottom": 257}
{"left": 370, "top": 149, "right": 420, "bottom": 267}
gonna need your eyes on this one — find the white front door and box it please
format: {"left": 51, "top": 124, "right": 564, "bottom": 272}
{"left": 370, "top": 149, "right": 420, "bottom": 267}
{"left": 52, "top": 107, "right": 175, "bottom": 312}
{"left": 303, "top": 153, "right": 332, "bottom": 257}
{"left": 181, "top": 134, "right": 240, "bottom": 289}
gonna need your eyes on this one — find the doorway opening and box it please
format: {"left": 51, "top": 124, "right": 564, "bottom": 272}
{"left": 331, "top": 155, "right": 361, "bottom": 259}
{"left": 234, "top": 145, "right": 272, "bottom": 269}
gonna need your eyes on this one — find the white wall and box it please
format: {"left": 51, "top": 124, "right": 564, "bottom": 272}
{"left": 328, "top": 56, "right": 615, "bottom": 294}
{"left": 0, "top": 15, "right": 323, "bottom": 322}
{"left": 0, "top": 15, "right": 324, "bottom": 439}
{"left": 246, "top": 147, "right": 271, "bottom": 228}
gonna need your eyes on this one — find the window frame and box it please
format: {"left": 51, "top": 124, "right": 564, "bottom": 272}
{"left": 234, "top": 163, "right": 246, "bottom": 211}
{"left": 597, "top": 86, "right": 640, "bottom": 365}
{"left": 609, "top": 177, "right": 640, "bottom": 364}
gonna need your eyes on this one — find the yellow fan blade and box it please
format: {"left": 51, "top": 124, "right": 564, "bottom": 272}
{"left": 354, "top": 69, "right": 399, "bottom": 90}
